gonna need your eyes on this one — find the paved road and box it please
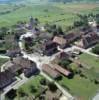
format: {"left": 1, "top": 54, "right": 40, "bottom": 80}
{"left": 0, "top": 62, "right": 9, "bottom": 72}
{"left": 0, "top": 55, "right": 9, "bottom": 59}
{"left": 93, "top": 93, "right": 99, "bottom": 100}
{"left": 73, "top": 46, "right": 98, "bottom": 57}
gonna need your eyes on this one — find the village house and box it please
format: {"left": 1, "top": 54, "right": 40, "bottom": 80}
{"left": 23, "top": 67, "right": 39, "bottom": 78}
{"left": 14, "top": 27, "right": 26, "bottom": 35}
{"left": 53, "top": 36, "right": 67, "bottom": 49}
{"left": 0, "top": 70, "right": 16, "bottom": 90}
{"left": 7, "top": 27, "right": 26, "bottom": 41}
{"left": 64, "top": 32, "right": 81, "bottom": 44}
{"left": 82, "top": 33, "right": 99, "bottom": 48}
{"left": 4, "top": 34, "right": 17, "bottom": 44}
{"left": 57, "top": 52, "right": 70, "bottom": 60}
{"left": 42, "top": 64, "right": 61, "bottom": 79}
{"left": 49, "top": 64, "right": 72, "bottom": 78}
{"left": 80, "top": 26, "right": 93, "bottom": 34}
{"left": 7, "top": 57, "right": 39, "bottom": 77}
{"left": 42, "top": 41, "right": 58, "bottom": 56}
{"left": 6, "top": 49, "right": 22, "bottom": 57}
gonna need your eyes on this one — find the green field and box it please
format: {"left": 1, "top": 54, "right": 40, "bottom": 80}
{"left": 59, "top": 75, "right": 99, "bottom": 100}
{"left": 79, "top": 53, "right": 99, "bottom": 69}
{"left": 15, "top": 75, "right": 45, "bottom": 99}
{"left": 55, "top": 3, "right": 99, "bottom": 14}
{"left": 0, "top": 3, "right": 99, "bottom": 30}
{"left": 78, "top": 53, "right": 99, "bottom": 80}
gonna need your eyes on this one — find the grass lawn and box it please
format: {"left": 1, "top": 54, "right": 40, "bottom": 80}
{"left": 0, "top": 58, "right": 9, "bottom": 67}
{"left": 59, "top": 75, "right": 99, "bottom": 100}
{"left": 69, "top": 63, "right": 78, "bottom": 70}
{"left": 78, "top": 53, "right": 99, "bottom": 80}
{"left": 58, "top": 54, "right": 99, "bottom": 100}
{"left": 79, "top": 53, "right": 99, "bottom": 69}
{"left": 15, "top": 75, "right": 45, "bottom": 99}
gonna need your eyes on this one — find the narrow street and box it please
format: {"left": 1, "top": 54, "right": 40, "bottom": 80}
{"left": 0, "top": 55, "right": 9, "bottom": 59}
{"left": 73, "top": 46, "right": 98, "bottom": 57}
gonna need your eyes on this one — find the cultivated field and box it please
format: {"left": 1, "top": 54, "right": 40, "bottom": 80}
{"left": 59, "top": 75, "right": 99, "bottom": 100}
{"left": 0, "top": 3, "right": 99, "bottom": 30}
{"left": 55, "top": 3, "right": 99, "bottom": 14}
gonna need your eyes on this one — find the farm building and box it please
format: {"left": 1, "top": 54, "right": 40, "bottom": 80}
{"left": 53, "top": 36, "right": 67, "bottom": 48}
{"left": 82, "top": 33, "right": 99, "bottom": 48}
{"left": 7, "top": 57, "right": 38, "bottom": 76}
{"left": 64, "top": 32, "right": 81, "bottom": 43}
{"left": 0, "top": 70, "right": 16, "bottom": 90}
{"left": 49, "top": 64, "right": 72, "bottom": 78}
{"left": 23, "top": 67, "right": 39, "bottom": 78}
{"left": 42, "top": 64, "right": 61, "bottom": 79}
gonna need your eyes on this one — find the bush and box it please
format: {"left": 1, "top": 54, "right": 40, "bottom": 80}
{"left": 92, "top": 44, "right": 99, "bottom": 55}
{"left": 40, "top": 78, "right": 47, "bottom": 86}
{"left": 58, "top": 60, "right": 71, "bottom": 69}
{"left": 48, "top": 82, "right": 57, "bottom": 92}
{"left": 17, "top": 88, "right": 26, "bottom": 97}
{"left": 30, "top": 85, "right": 37, "bottom": 93}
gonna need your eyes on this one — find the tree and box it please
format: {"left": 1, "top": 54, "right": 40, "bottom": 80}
{"left": 24, "top": 41, "right": 29, "bottom": 50}
{"left": 51, "top": 24, "right": 57, "bottom": 29}
{"left": 53, "top": 30, "right": 58, "bottom": 36}
{"left": 96, "top": 13, "right": 99, "bottom": 24}
{"left": 58, "top": 60, "right": 71, "bottom": 69}
{"left": 40, "top": 78, "right": 47, "bottom": 86}
{"left": 75, "top": 14, "right": 88, "bottom": 27}
{"left": 0, "top": 27, "right": 8, "bottom": 38}
{"left": 10, "top": 57, "right": 13, "bottom": 62}
{"left": 74, "top": 21, "right": 83, "bottom": 27}
{"left": 0, "top": 27, "right": 8, "bottom": 34}
{"left": 17, "top": 88, "right": 26, "bottom": 97}
{"left": 48, "top": 82, "right": 57, "bottom": 92}
{"left": 92, "top": 44, "right": 99, "bottom": 55}
{"left": 14, "top": 33, "right": 20, "bottom": 41}
{"left": 30, "top": 85, "right": 37, "bottom": 93}
{"left": 57, "top": 26, "right": 64, "bottom": 35}
{"left": 44, "top": 23, "right": 52, "bottom": 33}
{"left": 34, "top": 18, "right": 39, "bottom": 26}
